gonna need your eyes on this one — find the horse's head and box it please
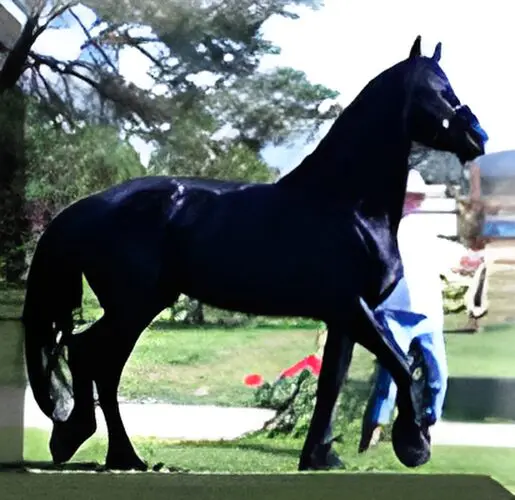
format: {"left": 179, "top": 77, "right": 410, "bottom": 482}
{"left": 406, "top": 36, "right": 488, "bottom": 165}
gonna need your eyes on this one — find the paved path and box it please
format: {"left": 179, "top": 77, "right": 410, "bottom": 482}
{"left": 22, "top": 392, "right": 515, "bottom": 447}
{"left": 22, "top": 390, "right": 277, "bottom": 441}
{"left": 10, "top": 390, "right": 515, "bottom": 447}
{"left": 431, "top": 420, "right": 515, "bottom": 448}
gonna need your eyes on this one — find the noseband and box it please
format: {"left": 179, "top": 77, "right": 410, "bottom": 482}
{"left": 444, "top": 103, "right": 489, "bottom": 144}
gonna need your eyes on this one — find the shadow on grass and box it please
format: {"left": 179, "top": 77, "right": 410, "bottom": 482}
{"left": 149, "top": 321, "right": 249, "bottom": 332}
{"left": 0, "top": 461, "right": 103, "bottom": 472}
{"left": 445, "top": 322, "right": 515, "bottom": 335}
{"left": 482, "top": 322, "right": 515, "bottom": 332}
{"left": 149, "top": 320, "right": 319, "bottom": 332}
{"left": 0, "top": 461, "right": 192, "bottom": 474}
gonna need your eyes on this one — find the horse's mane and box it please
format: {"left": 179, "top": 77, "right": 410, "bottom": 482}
{"left": 278, "top": 59, "right": 414, "bottom": 211}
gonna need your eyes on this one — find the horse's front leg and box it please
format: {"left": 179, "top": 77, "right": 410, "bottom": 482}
{"left": 299, "top": 325, "right": 354, "bottom": 471}
{"left": 355, "top": 297, "right": 431, "bottom": 468}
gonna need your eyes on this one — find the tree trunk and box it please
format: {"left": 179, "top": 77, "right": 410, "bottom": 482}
{"left": 0, "top": 17, "right": 37, "bottom": 283}
{"left": 0, "top": 87, "right": 28, "bottom": 283}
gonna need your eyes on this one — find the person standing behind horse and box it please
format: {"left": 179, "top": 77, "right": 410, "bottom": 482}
{"left": 359, "top": 168, "right": 448, "bottom": 451}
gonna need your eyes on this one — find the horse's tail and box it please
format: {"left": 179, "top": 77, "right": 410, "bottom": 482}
{"left": 22, "top": 212, "right": 83, "bottom": 422}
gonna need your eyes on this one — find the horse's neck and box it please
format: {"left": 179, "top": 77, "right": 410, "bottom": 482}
{"left": 278, "top": 66, "right": 411, "bottom": 232}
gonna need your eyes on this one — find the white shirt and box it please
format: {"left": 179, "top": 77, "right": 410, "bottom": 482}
{"left": 379, "top": 212, "right": 444, "bottom": 330}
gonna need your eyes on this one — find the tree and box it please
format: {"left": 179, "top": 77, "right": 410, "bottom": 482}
{"left": 409, "top": 142, "right": 463, "bottom": 186}
{"left": 24, "top": 99, "right": 145, "bottom": 222}
{"left": 0, "top": 86, "right": 27, "bottom": 283}
{"left": 148, "top": 100, "right": 278, "bottom": 182}
{"left": 0, "top": 0, "right": 338, "bottom": 282}
{"left": 209, "top": 67, "right": 340, "bottom": 152}
{"left": 149, "top": 67, "right": 340, "bottom": 181}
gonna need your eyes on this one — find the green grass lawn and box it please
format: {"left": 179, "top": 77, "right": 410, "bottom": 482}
{"left": 120, "top": 316, "right": 515, "bottom": 405}
{"left": 119, "top": 324, "right": 375, "bottom": 405}
{"left": 445, "top": 323, "right": 515, "bottom": 378}
{"left": 2, "top": 283, "right": 515, "bottom": 495}
{"left": 2, "top": 276, "right": 515, "bottom": 406}
{"left": 18, "top": 427, "right": 515, "bottom": 494}
{"left": 2, "top": 309, "right": 515, "bottom": 405}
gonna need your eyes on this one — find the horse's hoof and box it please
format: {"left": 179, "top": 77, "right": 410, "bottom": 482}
{"left": 391, "top": 416, "right": 430, "bottom": 468}
{"left": 50, "top": 416, "right": 97, "bottom": 464}
{"left": 105, "top": 454, "right": 148, "bottom": 471}
{"left": 298, "top": 443, "right": 345, "bottom": 471}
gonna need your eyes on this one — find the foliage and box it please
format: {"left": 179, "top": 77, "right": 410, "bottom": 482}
{"left": 7, "top": 0, "right": 331, "bottom": 137}
{"left": 0, "top": 0, "right": 340, "bottom": 283}
{"left": 148, "top": 65, "right": 340, "bottom": 179}
{"left": 24, "top": 101, "right": 145, "bottom": 213}
{"left": 148, "top": 100, "right": 277, "bottom": 182}
{"left": 409, "top": 142, "right": 463, "bottom": 186}
{"left": 253, "top": 369, "right": 373, "bottom": 440}
{"left": 207, "top": 67, "right": 341, "bottom": 151}
{"left": 441, "top": 277, "right": 468, "bottom": 314}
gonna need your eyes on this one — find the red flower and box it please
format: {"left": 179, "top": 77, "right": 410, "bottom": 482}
{"left": 280, "top": 354, "right": 322, "bottom": 379}
{"left": 244, "top": 373, "right": 264, "bottom": 387}
{"left": 306, "top": 354, "right": 322, "bottom": 376}
{"left": 281, "top": 358, "right": 309, "bottom": 378}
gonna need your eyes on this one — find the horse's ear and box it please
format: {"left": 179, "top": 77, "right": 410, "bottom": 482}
{"left": 409, "top": 35, "right": 422, "bottom": 58}
{"left": 432, "top": 42, "right": 442, "bottom": 62}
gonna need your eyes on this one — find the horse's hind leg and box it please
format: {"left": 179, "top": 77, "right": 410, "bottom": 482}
{"left": 93, "top": 307, "right": 166, "bottom": 471}
{"left": 49, "top": 307, "right": 160, "bottom": 470}
{"left": 299, "top": 324, "right": 354, "bottom": 471}
{"left": 50, "top": 321, "right": 101, "bottom": 464}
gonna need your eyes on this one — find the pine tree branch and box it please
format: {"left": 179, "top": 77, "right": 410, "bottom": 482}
{"left": 28, "top": 51, "right": 170, "bottom": 127}
{"left": 68, "top": 8, "right": 118, "bottom": 73}
{"left": 29, "top": 52, "right": 100, "bottom": 91}
{"left": 33, "top": 2, "right": 79, "bottom": 39}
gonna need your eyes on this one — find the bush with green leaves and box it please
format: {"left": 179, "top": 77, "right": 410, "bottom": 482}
{"left": 252, "top": 367, "right": 376, "bottom": 443}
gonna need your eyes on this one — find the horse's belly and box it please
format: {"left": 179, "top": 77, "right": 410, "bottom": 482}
{"left": 184, "top": 280, "right": 324, "bottom": 318}
{"left": 178, "top": 245, "right": 354, "bottom": 319}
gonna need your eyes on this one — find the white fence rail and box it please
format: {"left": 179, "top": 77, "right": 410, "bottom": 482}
{"left": 412, "top": 184, "right": 458, "bottom": 238}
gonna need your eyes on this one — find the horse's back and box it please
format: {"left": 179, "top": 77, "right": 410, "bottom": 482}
{"left": 43, "top": 175, "right": 261, "bottom": 309}
{"left": 53, "top": 175, "right": 255, "bottom": 230}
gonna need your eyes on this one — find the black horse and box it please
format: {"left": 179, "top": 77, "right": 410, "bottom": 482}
{"left": 22, "top": 36, "right": 487, "bottom": 471}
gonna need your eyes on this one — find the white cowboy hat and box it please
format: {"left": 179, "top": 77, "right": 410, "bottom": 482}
{"left": 406, "top": 169, "right": 428, "bottom": 195}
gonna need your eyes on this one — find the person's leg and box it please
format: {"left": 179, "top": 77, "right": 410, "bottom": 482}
{"left": 359, "top": 363, "right": 397, "bottom": 451}
{"left": 465, "top": 262, "right": 489, "bottom": 331}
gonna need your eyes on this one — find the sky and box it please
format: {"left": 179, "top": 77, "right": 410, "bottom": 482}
{"left": 3, "top": 0, "right": 515, "bottom": 174}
